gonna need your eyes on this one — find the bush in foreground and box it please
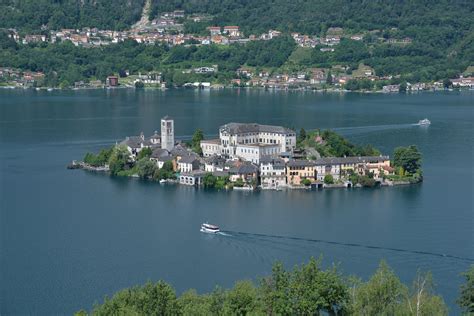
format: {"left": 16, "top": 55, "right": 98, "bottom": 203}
{"left": 78, "top": 258, "right": 456, "bottom": 315}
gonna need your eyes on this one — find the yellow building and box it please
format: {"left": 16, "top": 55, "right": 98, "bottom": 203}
{"left": 286, "top": 160, "right": 316, "bottom": 186}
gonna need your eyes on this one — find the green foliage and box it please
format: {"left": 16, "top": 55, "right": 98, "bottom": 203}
{"left": 393, "top": 145, "right": 422, "bottom": 174}
{"left": 0, "top": 0, "right": 145, "bottom": 31}
{"left": 234, "top": 178, "right": 244, "bottom": 187}
{"left": 352, "top": 261, "right": 407, "bottom": 314}
{"left": 345, "top": 79, "right": 374, "bottom": 91}
{"left": 135, "top": 81, "right": 145, "bottom": 89}
{"left": 305, "top": 130, "right": 380, "bottom": 158}
{"left": 153, "top": 161, "right": 176, "bottom": 180}
{"left": 83, "top": 146, "right": 113, "bottom": 167}
{"left": 458, "top": 265, "right": 474, "bottom": 314}
{"left": 297, "top": 128, "right": 306, "bottom": 145}
{"left": 137, "top": 147, "right": 152, "bottom": 160}
{"left": 178, "top": 289, "right": 212, "bottom": 316}
{"left": 136, "top": 158, "right": 157, "bottom": 179}
{"left": 1, "top": 1, "right": 473, "bottom": 84}
{"left": 82, "top": 258, "right": 449, "bottom": 316}
{"left": 91, "top": 281, "right": 180, "bottom": 315}
{"left": 323, "top": 174, "right": 334, "bottom": 184}
{"left": 202, "top": 173, "right": 217, "bottom": 188}
{"left": 224, "top": 280, "right": 262, "bottom": 315}
{"left": 191, "top": 129, "right": 204, "bottom": 155}
{"left": 107, "top": 145, "right": 130, "bottom": 176}
{"left": 288, "top": 257, "right": 349, "bottom": 314}
{"left": 301, "top": 178, "right": 312, "bottom": 186}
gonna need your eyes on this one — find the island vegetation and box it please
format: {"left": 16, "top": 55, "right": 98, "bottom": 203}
{"left": 75, "top": 259, "right": 474, "bottom": 315}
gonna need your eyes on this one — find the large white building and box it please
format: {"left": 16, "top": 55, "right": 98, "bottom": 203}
{"left": 161, "top": 116, "right": 174, "bottom": 151}
{"left": 201, "top": 122, "right": 296, "bottom": 163}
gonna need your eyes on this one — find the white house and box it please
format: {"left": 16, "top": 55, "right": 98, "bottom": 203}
{"left": 178, "top": 155, "right": 201, "bottom": 173}
{"left": 234, "top": 143, "right": 280, "bottom": 164}
{"left": 201, "top": 139, "right": 221, "bottom": 157}
{"left": 260, "top": 157, "right": 287, "bottom": 189}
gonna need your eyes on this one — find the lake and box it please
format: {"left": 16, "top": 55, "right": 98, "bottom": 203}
{"left": 0, "top": 88, "right": 473, "bottom": 315}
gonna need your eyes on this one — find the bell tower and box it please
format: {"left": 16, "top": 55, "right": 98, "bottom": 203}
{"left": 161, "top": 115, "right": 174, "bottom": 150}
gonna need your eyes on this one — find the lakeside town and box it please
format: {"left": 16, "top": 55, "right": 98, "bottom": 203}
{"left": 71, "top": 116, "right": 424, "bottom": 190}
{"left": 1, "top": 9, "right": 473, "bottom": 91}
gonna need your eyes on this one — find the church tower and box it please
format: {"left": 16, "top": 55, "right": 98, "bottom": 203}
{"left": 161, "top": 116, "right": 174, "bottom": 151}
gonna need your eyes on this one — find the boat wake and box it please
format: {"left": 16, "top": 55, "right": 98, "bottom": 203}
{"left": 330, "top": 123, "right": 418, "bottom": 135}
{"left": 220, "top": 230, "right": 474, "bottom": 263}
{"left": 217, "top": 232, "right": 232, "bottom": 237}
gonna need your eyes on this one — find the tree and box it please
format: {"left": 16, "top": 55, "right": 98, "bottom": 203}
{"left": 136, "top": 158, "right": 156, "bottom": 179}
{"left": 352, "top": 261, "right": 407, "bottom": 315}
{"left": 137, "top": 147, "right": 152, "bottom": 160}
{"left": 108, "top": 145, "right": 130, "bottom": 176}
{"left": 91, "top": 280, "right": 180, "bottom": 315}
{"left": 153, "top": 160, "right": 175, "bottom": 180}
{"left": 178, "top": 289, "right": 212, "bottom": 316}
{"left": 135, "top": 80, "right": 144, "bottom": 88}
{"left": 203, "top": 173, "right": 217, "bottom": 188}
{"left": 443, "top": 78, "right": 453, "bottom": 89}
{"left": 260, "top": 262, "right": 291, "bottom": 315}
{"left": 458, "top": 265, "right": 474, "bottom": 314}
{"left": 234, "top": 178, "right": 244, "bottom": 187}
{"left": 393, "top": 145, "right": 422, "bottom": 174}
{"left": 324, "top": 175, "right": 334, "bottom": 184}
{"left": 400, "top": 81, "right": 408, "bottom": 92}
{"left": 191, "top": 129, "right": 204, "bottom": 155}
{"left": 298, "top": 128, "right": 307, "bottom": 144}
{"left": 301, "top": 178, "right": 312, "bottom": 186}
{"left": 287, "top": 257, "right": 349, "bottom": 315}
{"left": 405, "top": 271, "right": 448, "bottom": 316}
{"left": 326, "top": 71, "right": 333, "bottom": 85}
{"left": 224, "top": 280, "right": 261, "bottom": 315}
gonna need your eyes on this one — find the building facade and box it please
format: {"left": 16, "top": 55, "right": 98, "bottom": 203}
{"left": 161, "top": 116, "right": 174, "bottom": 151}
{"left": 286, "top": 160, "right": 316, "bottom": 186}
{"left": 260, "top": 157, "right": 286, "bottom": 189}
{"left": 201, "top": 122, "right": 296, "bottom": 163}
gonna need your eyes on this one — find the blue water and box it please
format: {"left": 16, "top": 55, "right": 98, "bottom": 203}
{"left": 0, "top": 89, "right": 473, "bottom": 314}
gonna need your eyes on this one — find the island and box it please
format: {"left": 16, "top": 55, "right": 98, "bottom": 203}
{"left": 70, "top": 116, "right": 423, "bottom": 190}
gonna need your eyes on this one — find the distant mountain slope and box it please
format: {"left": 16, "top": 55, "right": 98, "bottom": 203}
{"left": 151, "top": 0, "right": 473, "bottom": 48}
{"left": 0, "top": 0, "right": 146, "bottom": 31}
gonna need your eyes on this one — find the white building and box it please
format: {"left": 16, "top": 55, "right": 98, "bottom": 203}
{"left": 161, "top": 116, "right": 174, "bottom": 151}
{"left": 260, "top": 157, "right": 287, "bottom": 189}
{"left": 177, "top": 155, "right": 200, "bottom": 173}
{"left": 235, "top": 143, "right": 280, "bottom": 164}
{"left": 201, "top": 123, "right": 296, "bottom": 164}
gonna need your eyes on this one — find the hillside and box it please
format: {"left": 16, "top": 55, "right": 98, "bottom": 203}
{"left": 0, "top": 0, "right": 472, "bottom": 88}
{"left": 0, "top": 0, "right": 145, "bottom": 31}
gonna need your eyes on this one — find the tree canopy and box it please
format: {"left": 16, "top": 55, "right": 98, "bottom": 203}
{"left": 81, "top": 258, "right": 450, "bottom": 315}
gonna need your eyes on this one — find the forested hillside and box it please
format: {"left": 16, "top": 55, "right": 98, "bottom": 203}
{"left": 0, "top": 0, "right": 145, "bottom": 31}
{"left": 0, "top": 0, "right": 472, "bottom": 88}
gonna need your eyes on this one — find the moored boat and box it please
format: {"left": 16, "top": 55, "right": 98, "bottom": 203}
{"left": 200, "top": 223, "right": 220, "bottom": 233}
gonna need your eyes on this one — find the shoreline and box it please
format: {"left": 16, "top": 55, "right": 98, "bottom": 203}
{"left": 1, "top": 84, "right": 469, "bottom": 94}
{"left": 68, "top": 160, "right": 421, "bottom": 191}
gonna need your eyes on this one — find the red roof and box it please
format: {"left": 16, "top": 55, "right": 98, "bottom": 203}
{"left": 224, "top": 26, "right": 239, "bottom": 29}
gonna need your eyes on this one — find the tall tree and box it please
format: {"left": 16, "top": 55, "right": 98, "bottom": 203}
{"left": 458, "top": 265, "right": 474, "bottom": 314}
{"left": 393, "top": 145, "right": 422, "bottom": 174}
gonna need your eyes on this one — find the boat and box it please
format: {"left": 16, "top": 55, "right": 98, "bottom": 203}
{"left": 418, "top": 118, "right": 431, "bottom": 126}
{"left": 200, "top": 223, "right": 220, "bottom": 234}
{"left": 159, "top": 179, "right": 167, "bottom": 184}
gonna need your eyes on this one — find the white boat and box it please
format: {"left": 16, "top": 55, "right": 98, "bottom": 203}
{"left": 159, "top": 179, "right": 167, "bottom": 184}
{"left": 418, "top": 118, "right": 431, "bottom": 125}
{"left": 200, "top": 223, "right": 220, "bottom": 234}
